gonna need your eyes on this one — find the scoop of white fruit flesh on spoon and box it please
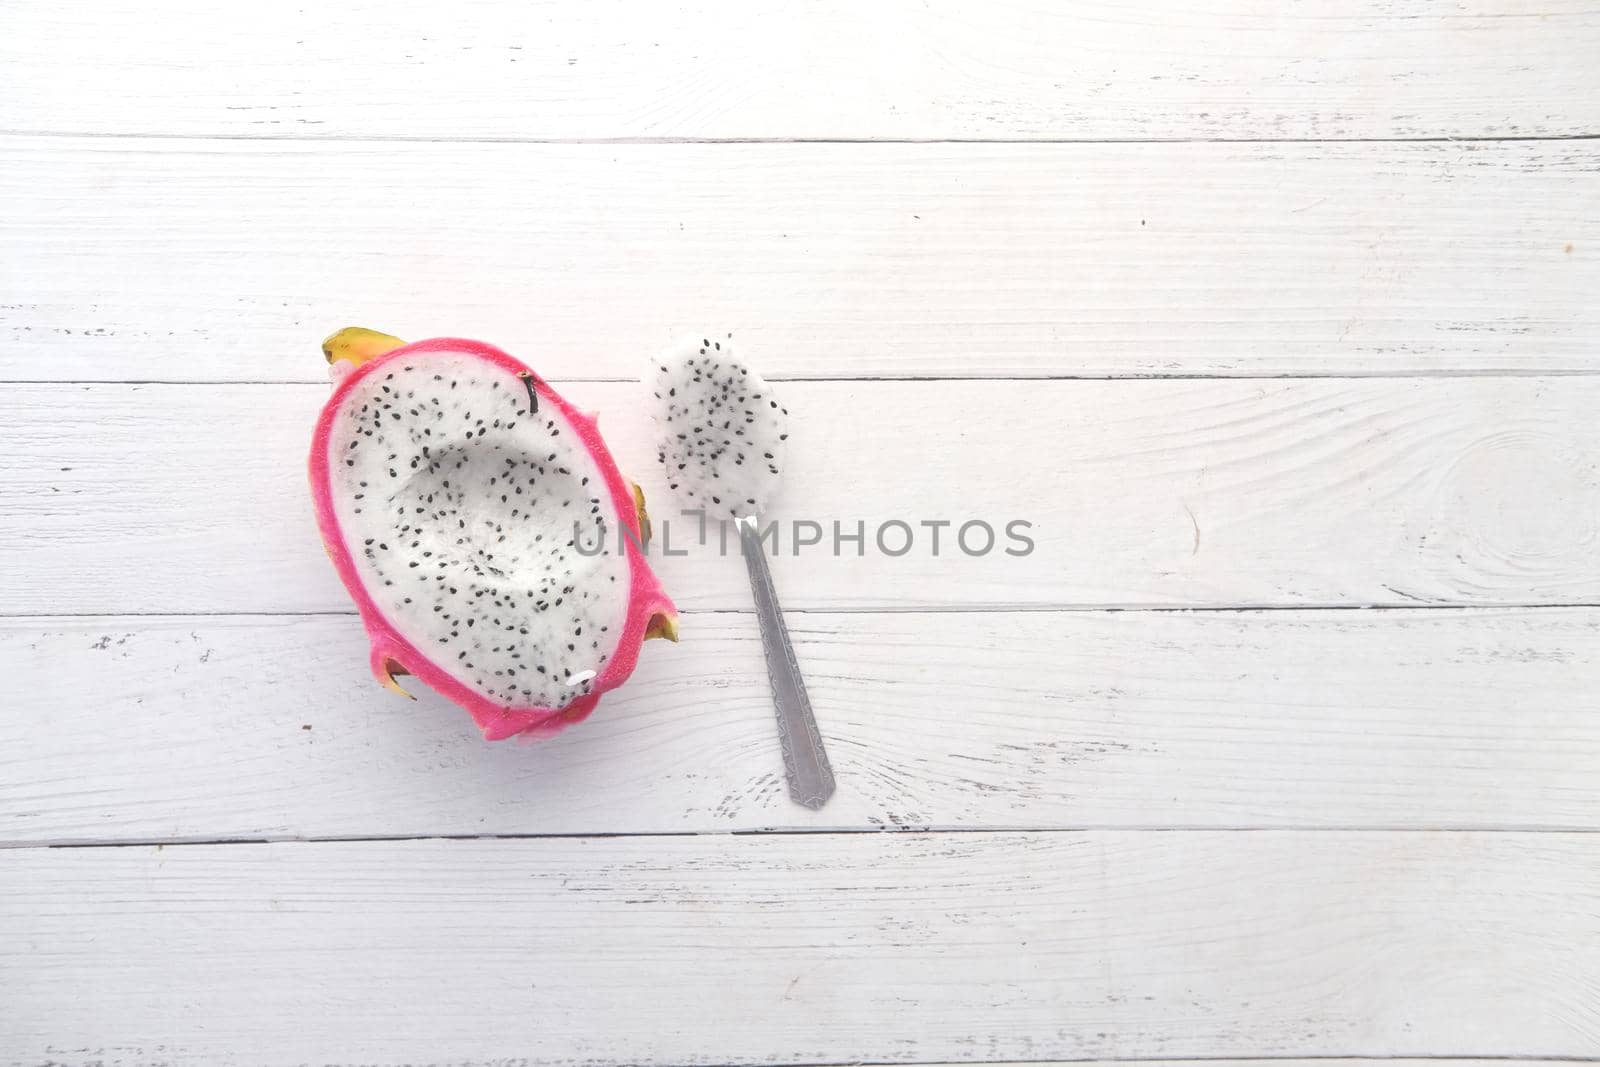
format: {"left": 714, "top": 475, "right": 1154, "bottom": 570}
{"left": 651, "top": 335, "right": 835, "bottom": 810}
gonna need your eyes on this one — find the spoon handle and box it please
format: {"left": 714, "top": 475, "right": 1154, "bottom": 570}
{"left": 738, "top": 517, "right": 836, "bottom": 810}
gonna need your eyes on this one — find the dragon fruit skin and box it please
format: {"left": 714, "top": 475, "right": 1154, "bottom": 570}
{"left": 308, "top": 337, "right": 677, "bottom": 741}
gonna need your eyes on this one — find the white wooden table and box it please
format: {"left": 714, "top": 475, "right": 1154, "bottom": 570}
{"left": 4, "top": 3, "right": 1599, "bottom": 1064}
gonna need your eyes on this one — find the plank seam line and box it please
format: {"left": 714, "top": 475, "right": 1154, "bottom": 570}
{"left": 8, "top": 603, "right": 1600, "bottom": 620}
{"left": 546, "top": 1058, "right": 1600, "bottom": 1067}
{"left": 682, "top": 1059, "right": 1600, "bottom": 1067}
{"left": 576, "top": 1055, "right": 1600, "bottom": 1062}
{"left": 14, "top": 826, "right": 1600, "bottom": 853}
{"left": 14, "top": 370, "right": 1600, "bottom": 386}
{"left": 567, "top": 1058, "right": 1600, "bottom": 1067}
{"left": 4, "top": 129, "right": 1600, "bottom": 146}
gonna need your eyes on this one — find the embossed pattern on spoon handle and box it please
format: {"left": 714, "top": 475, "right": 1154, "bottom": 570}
{"left": 738, "top": 516, "right": 836, "bottom": 810}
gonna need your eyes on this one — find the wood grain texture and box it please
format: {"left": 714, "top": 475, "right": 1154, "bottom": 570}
{"left": 6, "top": 377, "right": 1600, "bottom": 613}
{"left": 4, "top": 609, "right": 1599, "bottom": 844}
{"left": 7, "top": 3, "right": 1599, "bottom": 1063}
{"left": 4, "top": 136, "right": 1597, "bottom": 382}
{"left": 4, "top": 833, "right": 1598, "bottom": 1063}
{"left": 3, "top": 0, "right": 1598, "bottom": 141}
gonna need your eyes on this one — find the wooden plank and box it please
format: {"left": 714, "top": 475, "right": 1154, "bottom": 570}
{"left": 5, "top": 377, "right": 1600, "bottom": 613}
{"left": 3, "top": 832, "right": 1597, "bottom": 1062}
{"left": 3, "top": 136, "right": 1597, "bottom": 382}
{"left": 3, "top": 0, "right": 1597, "bottom": 141}
{"left": 3, "top": 609, "right": 1599, "bottom": 844}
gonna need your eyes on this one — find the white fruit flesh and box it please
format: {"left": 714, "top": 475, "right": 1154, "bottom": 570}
{"left": 652, "top": 335, "right": 789, "bottom": 520}
{"left": 326, "top": 351, "right": 631, "bottom": 708}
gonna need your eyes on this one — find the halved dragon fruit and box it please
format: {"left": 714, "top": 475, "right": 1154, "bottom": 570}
{"left": 309, "top": 334, "right": 677, "bottom": 741}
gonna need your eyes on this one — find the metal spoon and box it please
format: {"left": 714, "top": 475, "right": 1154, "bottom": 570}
{"left": 651, "top": 335, "right": 836, "bottom": 809}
